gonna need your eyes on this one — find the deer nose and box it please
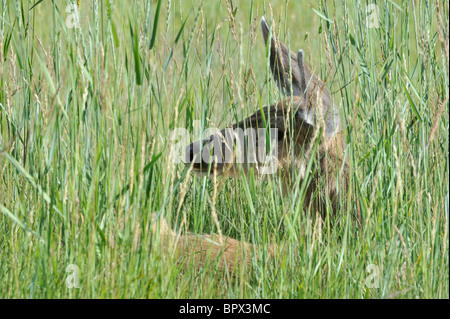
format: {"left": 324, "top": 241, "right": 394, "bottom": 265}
{"left": 185, "top": 144, "right": 195, "bottom": 165}
{"left": 185, "top": 142, "right": 203, "bottom": 168}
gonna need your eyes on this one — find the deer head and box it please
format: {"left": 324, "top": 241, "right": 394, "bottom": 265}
{"left": 184, "top": 16, "right": 341, "bottom": 186}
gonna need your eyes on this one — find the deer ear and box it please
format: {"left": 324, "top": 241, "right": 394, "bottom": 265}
{"left": 296, "top": 48, "right": 339, "bottom": 136}
{"left": 296, "top": 49, "right": 307, "bottom": 95}
{"left": 260, "top": 16, "right": 271, "bottom": 46}
{"left": 260, "top": 16, "right": 303, "bottom": 96}
{"left": 261, "top": 17, "right": 340, "bottom": 137}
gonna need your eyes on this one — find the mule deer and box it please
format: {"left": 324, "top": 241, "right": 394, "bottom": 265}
{"left": 151, "top": 17, "right": 348, "bottom": 274}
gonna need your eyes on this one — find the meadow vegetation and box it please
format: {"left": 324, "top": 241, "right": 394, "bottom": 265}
{"left": 0, "top": 0, "right": 448, "bottom": 298}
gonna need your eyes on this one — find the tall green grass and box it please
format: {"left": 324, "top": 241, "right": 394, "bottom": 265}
{"left": 0, "top": 0, "right": 448, "bottom": 298}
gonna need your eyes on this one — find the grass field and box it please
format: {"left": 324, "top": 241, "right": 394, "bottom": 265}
{"left": 0, "top": 0, "right": 448, "bottom": 298}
